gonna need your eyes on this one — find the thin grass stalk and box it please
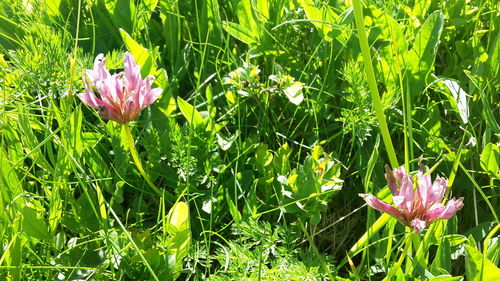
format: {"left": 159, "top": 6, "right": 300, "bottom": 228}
{"left": 298, "top": 219, "right": 334, "bottom": 280}
{"left": 352, "top": 0, "right": 398, "bottom": 169}
{"left": 66, "top": 0, "right": 82, "bottom": 104}
{"left": 106, "top": 201, "right": 160, "bottom": 281}
{"left": 382, "top": 232, "right": 414, "bottom": 281}
{"left": 123, "top": 124, "right": 175, "bottom": 203}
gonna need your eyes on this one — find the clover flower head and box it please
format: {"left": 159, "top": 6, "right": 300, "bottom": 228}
{"left": 78, "top": 52, "right": 162, "bottom": 124}
{"left": 359, "top": 162, "right": 464, "bottom": 233}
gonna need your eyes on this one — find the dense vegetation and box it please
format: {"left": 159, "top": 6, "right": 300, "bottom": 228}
{"left": 0, "top": 0, "right": 498, "bottom": 280}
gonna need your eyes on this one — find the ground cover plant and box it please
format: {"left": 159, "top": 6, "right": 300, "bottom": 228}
{"left": 0, "top": 0, "right": 498, "bottom": 280}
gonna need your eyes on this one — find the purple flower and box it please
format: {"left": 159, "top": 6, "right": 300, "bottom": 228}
{"left": 79, "top": 52, "right": 162, "bottom": 124}
{"left": 359, "top": 163, "right": 464, "bottom": 233}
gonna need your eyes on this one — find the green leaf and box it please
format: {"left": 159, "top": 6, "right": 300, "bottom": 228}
{"left": 0, "top": 14, "right": 24, "bottom": 49}
{"left": 22, "top": 206, "right": 50, "bottom": 241}
{"left": 222, "top": 21, "right": 258, "bottom": 45}
{"left": 154, "top": 69, "right": 176, "bottom": 116}
{"left": 465, "top": 245, "right": 500, "bottom": 281}
{"left": 432, "top": 237, "right": 451, "bottom": 273}
{"left": 225, "top": 187, "right": 242, "bottom": 222}
{"left": 176, "top": 97, "right": 205, "bottom": 129}
{"left": 428, "top": 277, "right": 463, "bottom": 281}
{"left": 48, "top": 186, "right": 63, "bottom": 233}
{"left": 296, "top": 0, "right": 338, "bottom": 41}
{"left": 405, "top": 11, "right": 444, "bottom": 95}
{"left": 44, "top": 0, "right": 62, "bottom": 17}
{"left": 236, "top": 0, "right": 259, "bottom": 32}
{"left": 119, "top": 28, "right": 156, "bottom": 77}
{"left": 165, "top": 201, "right": 190, "bottom": 278}
{"left": 167, "top": 201, "right": 190, "bottom": 235}
{"left": 105, "top": 0, "right": 135, "bottom": 32}
{"left": 283, "top": 82, "right": 304, "bottom": 105}
{"left": 441, "top": 79, "right": 469, "bottom": 124}
{"left": 480, "top": 143, "right": 499, "bottom": 178}
{"left": 0, "top": 147, "right": 21, "bottom": 197}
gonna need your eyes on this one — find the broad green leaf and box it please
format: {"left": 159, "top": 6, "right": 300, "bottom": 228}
{"left": 44, "top": 0, "right": 62, "bottom": 17}
{"left": 225, "top": 188, "right": 242, "bottom": 222}
{"left": 222, "top": 21, "right": 258, "bottom": 45}
{"left": 95, "top": 183, "right": 107, "bottom": 220}
{"left": 18, "top": 112, "right": 54, "bottom": 173}
{"left": 406, "top": 10, "right": 444, "bottom": 69}
{"left": 256, "top": 0, "right": 270, "bottom": 21}
{"left": 0, "top": 53, "right": 7, "bottom": 67}
{"left": 432, "top": 237, "right": 451, "bottom": 273}
{"left": 465, "top": 245, "right": 500, "bottom": 281}
{"left": 0, "top": 147, "right": 21, "bottom": 197}
{"left": 22, "top": 206, "right": 50, "bottom": 241}
{"left": 243, "top": 180, "right": 258, "bottom": 218}
{"left": 0, "top": 15, "right": 24, "bottom": 49}
{"left": 143, "top": 0, "right": 158, "bottom": 11}
{"left": 167, "top": 201, "right": 190, "bottom": 233}
{"left": 297, "top": 0, "right": 338, "bottom": 41}
{"left": 165, "top": 198, "right": 191, "bottom": 275}
{"left": 480, "top": 143, "right": 499, "bottom": 178}
{"left": 412, "top": 0, "right": 432, "bottom": 20}
{"left": 487, "top": 30, "right": 499, "bottom": 78}
{"left": 105, "top": 0, "right": 135, "bottom": 32}
{"left": 69, "top": 106, "right": 83, "bottom": 159}
{"left": 428, "top": 277, "right": 463, "bottom": 281}
{"left": 48, "top": 185, "right": 63, "bottom": 233}
{"left": 441, "top": 79, "right": 469, "bottom": 124}
{"left": 480, "top": 92, "right": 500, "bottom": 133}
{"left": 255, "top": 144, "right": 273, "bottom": 173}
{"left": 283, "top": 82, "right": 304, "bottom": 105}
{"left": 176, "top": 97, "right": 205, "bottom": 129}
{"left": 159, "top": 0, "right": 181, "bottom": 64}
{"left": 346, "top": 213, "right": 392, "bottom": 259}
{"left": 119, "top": 28, "right": 156, "bottom": 77}
{"left": 236, "top": 0, "right": 258, "bottom": 32}
{"left": 422, "top": 102, "right": 443, "bottom": 153}
{"left": 154, "top": 69, "right": 176, "bottom": 116}
{"left": 405, "top": 11, "right": 444, "bottom": 96}
{"left": 273, "top": 143, "right": 291, "bottom": 175}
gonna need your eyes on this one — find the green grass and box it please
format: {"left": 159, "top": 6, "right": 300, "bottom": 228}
{"left": 0, "top": 0, "right": 499, "bottom": 280}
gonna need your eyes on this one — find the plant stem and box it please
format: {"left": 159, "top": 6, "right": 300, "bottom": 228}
{"left": 352, "top": 0, "right": 399, "bottom": 169}
{"left": 123, "top": 124, "right": 175, "bottom": 203}
{"left": 298, "top": 219, "right": 335, "bottom": 280}
{"left": 383, "top": 232, "right": 414, "bottom": 281}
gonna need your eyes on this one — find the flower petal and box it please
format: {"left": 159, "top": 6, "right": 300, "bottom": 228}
{"left": 396, "top": 174, "right": 415, "bottom": 214}
{"left": 385, "top": 165, "right": 399, "bottom": 195}
{"left": 410, "top": 218, "right": 427, "bottom": 233}
{"left": 427, "top": 177, "right": 448, "bottom": 205}
{"left": 417, "top": 170, "right": 432, "bottom": 207}
{"left": 123, "top": 51, "right": 142, "bottom": 93}
{"left": 424, "top": 197, "right": 464, "bottom": 221}
{"left": 359, "top": 194, "right": 406, "bottom": 223}
{"left": 93, "top": 53, "right": 110, "bottom": 81}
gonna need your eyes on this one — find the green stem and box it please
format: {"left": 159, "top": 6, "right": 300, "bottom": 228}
{"left": 298, "top": 219, "right": 335, "bottom": 280}
{"left": 123, "top": 124, "right": 175, "bottom": 203}
{"left": 352, "top": 0, "right": 399, "bottom": 169}
{"left": 383, "top": 232, "right": 414, "bottom": 281}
